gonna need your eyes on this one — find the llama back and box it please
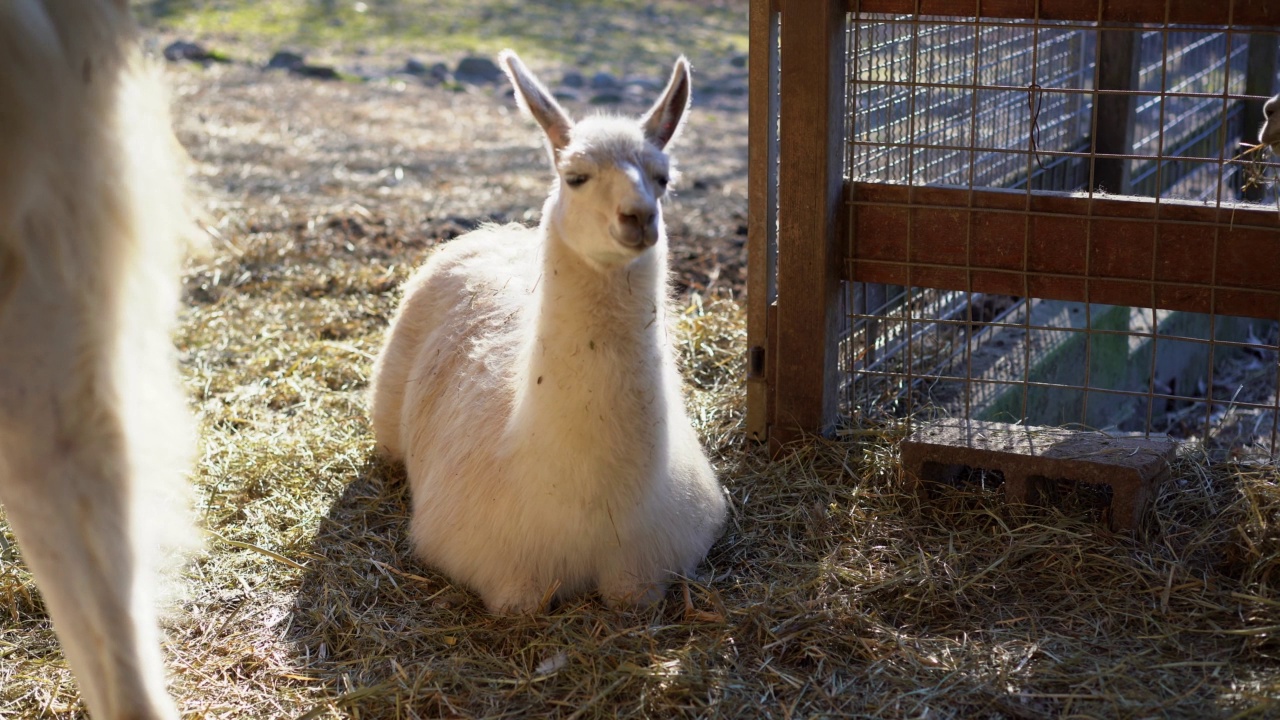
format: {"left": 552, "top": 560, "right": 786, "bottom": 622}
{"left": 1, "top": 1, "right": 187, "bottom": 286}
{"left": 370, "top": 223, "right": 541, "bottom": 460}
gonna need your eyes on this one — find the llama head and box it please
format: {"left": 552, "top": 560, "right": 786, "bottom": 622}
{"left": 1262, "top": 94, "right": 1280, "bottom": 150}
{"left": 499, "top": 50, "right": 690, "bottom": 269}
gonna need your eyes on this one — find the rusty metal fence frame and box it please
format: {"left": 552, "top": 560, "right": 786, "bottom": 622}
{"left": 747, "top": 0, "right": 1280, "bottom": 451}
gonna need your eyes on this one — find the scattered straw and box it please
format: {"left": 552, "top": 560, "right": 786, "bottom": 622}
{"left": 2, "top": 231, "right": 1277, "bottom": 716}
{"left": 1232, "top": 142, "right": 1279, "bottom": 209}
{"left": 1, "top": 41, "right": 1278, "bottom": 720}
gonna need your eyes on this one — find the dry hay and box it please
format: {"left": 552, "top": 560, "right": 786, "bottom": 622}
{"left": 1, "top": 38, "right": 1278, "bottom": 720}
{"left": 1235, "top": 142, "right": 1280, "bottom": 208}
{"left": 0, "top": 212, "right": 1277, "bottom": 718}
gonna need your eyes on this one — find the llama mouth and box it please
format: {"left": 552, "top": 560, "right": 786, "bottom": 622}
{"left": 610, "top": 224, "right": 657, "bottom": 250}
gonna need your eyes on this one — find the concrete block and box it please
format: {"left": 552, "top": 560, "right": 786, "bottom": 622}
{"left": 901, "top": 419, "right": 1177, "bottom": 531}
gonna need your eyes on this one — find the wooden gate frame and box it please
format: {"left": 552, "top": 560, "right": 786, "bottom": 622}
{"left": 748, "top": 0, "right": 1280, "bottom": 446}
{"left": 747, "top": 0, "right": 847, "bottom": 446}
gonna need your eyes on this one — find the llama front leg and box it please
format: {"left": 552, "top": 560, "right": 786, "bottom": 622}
{"left": 0, "top": 449, "right": 178, "bottom": 720}
{"left": 0, "top": 417, "right": 177, "bottom": 720}
{"left": 598, "top": 561, "right": 668, "bottom": 609}
{"left": 480, "top": 582, "right": 550, "bottom": 615}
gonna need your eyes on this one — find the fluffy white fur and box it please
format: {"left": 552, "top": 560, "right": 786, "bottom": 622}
{"left": 1261, "top": 93, "right": 1280, "bottom": 150}
{"left": 370, "top": 50, "right": 727, "bottom": 614}
{"left": 0, "top": 1, "right": 193, "bottom": 717}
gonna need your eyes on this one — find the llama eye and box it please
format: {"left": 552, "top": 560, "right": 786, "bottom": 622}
{"left": 565, "top": 173, "right": 590, "bottom": 188}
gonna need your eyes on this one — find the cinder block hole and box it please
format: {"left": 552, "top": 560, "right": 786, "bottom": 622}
{"left": 1028, "top": 476, "right": 1114, "bottom": 522}
{"left": 921, "top": 462, "right": 1006, "bottom": 492}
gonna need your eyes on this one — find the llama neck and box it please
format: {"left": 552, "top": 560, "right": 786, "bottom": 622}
{"left": 533, "top": 224, "right": 668, "bottom": 365}
{"left": 512, "top": 219, "right": 674, "bottom": 444}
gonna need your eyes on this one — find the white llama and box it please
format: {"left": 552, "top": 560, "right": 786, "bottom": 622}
{"left": 1261, "top": 93, "right": 1280, "bottom": 150}
{"left": 370, "top": 50, "right": 728, "bottom": 614}
{"left": 0, "top": 2, "right": 193, "bottom": 718}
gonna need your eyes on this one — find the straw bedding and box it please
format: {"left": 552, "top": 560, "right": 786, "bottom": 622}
{"left": 2, "top": 223, "right": 1276, "bottom": 716}
{"left": 1, "top": 31, "right": 1277, "bottom": 720}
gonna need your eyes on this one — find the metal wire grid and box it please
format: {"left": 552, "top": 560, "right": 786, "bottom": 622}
{"left": 1130, "top": 31, "right": 1253, "bottom": 201}
{"left": 849, "top": 19, "right": 1095, "bottom": 190}
{"left": 841, "top": 14, "right": 1280, "bottom": 458}
{"left": 848, "top": 19, "right": 1272, "bottom": 200}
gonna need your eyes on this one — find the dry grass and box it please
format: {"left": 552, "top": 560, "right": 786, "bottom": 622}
{"left": 2, "top": 21, "right": 1280, "bottom": 720}
{"left": 1234, "top": 143, "right": 1280, "bottom": 213}
{"left": 133, "top": 0, "right": 748, "bottom": 72}
{"left": 2, "top": 215, "right": 1278, "bottom": 716}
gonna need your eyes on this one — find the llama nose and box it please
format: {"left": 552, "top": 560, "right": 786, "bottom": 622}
{"left": 616, "top": 208, "right": 656, "bottom": 247}
{"left": 618, "top": 208, "right": 653, "bottom": 230}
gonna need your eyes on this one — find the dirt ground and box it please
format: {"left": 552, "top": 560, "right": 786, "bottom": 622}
{"left": 167, "top": 48, "right": 750, "bottom": 299}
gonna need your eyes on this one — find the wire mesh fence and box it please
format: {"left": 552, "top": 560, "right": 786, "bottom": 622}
{"left": 840, "top": 13, "right": 1280, "bottom": 459}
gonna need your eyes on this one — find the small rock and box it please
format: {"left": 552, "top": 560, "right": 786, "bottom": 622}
{"left": 562, "top": 71, "right": 585, "bottom": 88}
{"left": 455, "top": 56, "right": 503, "bottom": 84}
{"left": 589, "top": 71, "right": 619, "bottom": 89}
{"left": 431, "top": 216, "right": 482, "bottom": 240}
{"left": 429, "top": 62, "right": 451, "bottom": 83}
{"left": 267, "top": 50, "right": 305, "bottom": 70}
{"left": 345, "top": 62, "right": 375, "bottom": 81}
{"left": 403, "top": 58, "right": 429, "bottom": 76}
{"left": 163, "top": 40, "right": 208, "bottom": 63}
{"left": 553, "top": 88, "right": 583, "bottom": 103}
{"left": 292, "top": 64, "right": 340, "bottom": 81}
{"left": 730, "top": 53, "right": 748, "bottom": 69}
{"left": 704, "top": 82, "right": 748, "bottom": 97}
{"left": 589, "top": 91, "right": 624, "bottom": 105}
{"left": 623, "top": 75, "right": 662, "bottom": 93}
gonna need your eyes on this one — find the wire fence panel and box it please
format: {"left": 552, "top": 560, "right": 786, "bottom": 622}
{"left": 839, "top": 12, "right": 1280, "bottom": 459}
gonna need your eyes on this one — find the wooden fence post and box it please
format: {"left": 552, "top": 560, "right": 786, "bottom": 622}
{"left": 1092, "top": 29, "right": 1140, "bottom": 194}
{"left": 771, "top": 0, "right": 847, "bottom": 445}
{"left": 747, "top": 0, "right": 780, "bottom": 443}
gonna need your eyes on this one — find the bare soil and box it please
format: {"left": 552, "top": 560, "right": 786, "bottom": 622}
{"left": 168, "top": 50, "right": 749, "bottom": 299}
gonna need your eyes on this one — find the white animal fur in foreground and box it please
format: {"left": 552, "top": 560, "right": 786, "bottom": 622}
{"left": 1261, "top": 94, "right": 1280, "bottom": 150}
{"left": 370, "top": 50, "right": 728, "bottom": 614}
{"left": 0, "top": 1, "right": 194, "bottom": 718}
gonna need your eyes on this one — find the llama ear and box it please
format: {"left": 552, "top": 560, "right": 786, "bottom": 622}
{"left": 499, "top": 50, "right": 574, "bottom": 156}
{"left": 641, "top": 56, "right": 691, "bottom": 150}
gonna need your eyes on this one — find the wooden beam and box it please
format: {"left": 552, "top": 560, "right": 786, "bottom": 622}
{"left": 847, "top": 0, "right": 1280, "bottom": 26}
{"left": 847, "top": 182, "right": 1280, "bottom": 322}
{"left": 773, "top": 0, "right": 847, "bottom": 443}
{"left": 746, "top": 0, "right": 780, "bottom": 443}
{"left": 1092, "top": 29, "right": 1139, "bottom": 195}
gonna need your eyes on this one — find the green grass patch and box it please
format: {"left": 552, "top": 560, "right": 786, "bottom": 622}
{"left": 133, "top": 0, "right": 748, "bottom": 70}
